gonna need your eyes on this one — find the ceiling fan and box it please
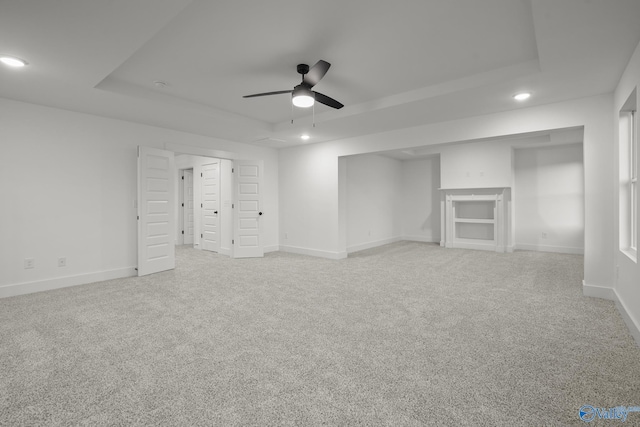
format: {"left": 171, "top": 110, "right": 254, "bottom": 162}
{"left": 243, "top": 60, "right": 344, "bottom": 109}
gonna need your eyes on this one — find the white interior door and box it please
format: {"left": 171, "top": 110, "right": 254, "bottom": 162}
{"left": 137, "top": 146, "right": 175, "bottom": 276}
{"left": 201, "top": 162, "right": 220, "bottom": 252}
{"left": 183, "top": 169, "right": 194, "bottom": 245}
{"left": 233, "top": 160, "right": 264, "bottom": 258}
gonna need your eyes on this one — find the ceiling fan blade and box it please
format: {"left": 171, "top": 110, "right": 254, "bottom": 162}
{"left": 314, "top": 91, "right": 344, "bottom": 109}
{"left": 243, "top": 90, "right": 292, "bottom": 98}
{"left": 303, "top": 60, "right": 331, "bottom": 87}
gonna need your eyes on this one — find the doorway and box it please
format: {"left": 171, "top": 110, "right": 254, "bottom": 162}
{"left": 137, "top": 145, "right": 265, "bottom": 276}
{"left": 175, "top": 155, "right": 229, "bottom": 255}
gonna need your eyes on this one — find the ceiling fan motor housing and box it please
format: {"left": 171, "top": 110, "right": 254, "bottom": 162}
{"left": 297, "top": 63, "right": 310, "bottom": 76}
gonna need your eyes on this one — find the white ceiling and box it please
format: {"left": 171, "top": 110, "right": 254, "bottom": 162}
{"left": 1, "top": 0, "right": 639, "bottom": 148}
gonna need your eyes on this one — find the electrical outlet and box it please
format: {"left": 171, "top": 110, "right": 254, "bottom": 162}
{"left": 24, "top": 258, "right": 35, "bottom": 269}
{"left": 541, "top": 232, "right": 548, "bottom": 239}
{"left": 58, "top": 257, "right": 66, "bottom": 267}
{"left": 284, "top": 232, "right": 288, "bottom": 240}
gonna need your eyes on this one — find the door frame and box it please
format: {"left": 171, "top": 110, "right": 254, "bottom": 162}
{"left": 177, "top": 168, "right": 195, "bottom": 246}
{"left": 166, "top": 143, "right": 264, "bottom": 259}
{"left": 200, "top": 161, "right": 221, "bottom": 253}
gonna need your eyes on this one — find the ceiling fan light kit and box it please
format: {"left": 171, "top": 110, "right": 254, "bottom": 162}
{"left": 292, "top": 85, "right": 315, "bottom": 108}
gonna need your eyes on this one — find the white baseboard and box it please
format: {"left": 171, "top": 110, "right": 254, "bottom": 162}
{"left": 279, "top": 245, "right": 347, "bottom": 260}
{"left": 516, "top": 243, "right": 584, "bottom": 255}
{"left": 281, "top": 237, "right": 438, "bottom": 259}
{"left": 582, "top": 280, "right": 616, "bottom": 300}
{"left": 401, "top": 235, "right": 441, "bottom": 243}
{"left": 0, "top": 267, "right": 137, "bottom": 299}
{"left": 347, "top": 236, "right": 402, "bottom": 254}
{"left": 583, "top": 281, "right": 640, "bottom": 347}
{"left": 264, "top": 245, "right": 279, "bottom": 254}
{"left": 448, "top": 241, "right": 501, "bottom": 252}
{"left": 613, "top": 289, "right": 640, "bottom": 347}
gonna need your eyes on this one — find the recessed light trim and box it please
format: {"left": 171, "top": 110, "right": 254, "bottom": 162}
{"left": 513, "top": 92, "right": 531, "bottom": 101}
{"left": 0, "top": 55, "right": 27, "bottom": 67}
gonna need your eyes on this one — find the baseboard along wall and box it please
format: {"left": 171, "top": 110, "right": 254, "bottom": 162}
{"left": 279, "top": 245, "right": 347, "bottom": 260}
{"left": 0, "top": 267, "right": 137, "bottom": 299}
{"left": 516, "top": 243, "right": 584, "bottom": 255}
{"left": 583, "top": 281, "right": 640, "bottom": 347}
{"left": 347, "top": 237, "right": 403, "bottom": 254}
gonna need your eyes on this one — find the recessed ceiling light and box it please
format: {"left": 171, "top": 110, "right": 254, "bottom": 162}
{"left": 301, "top": 134, "right": 310, "bottom": 141}
{"left": 0, "top": 55, "right": 27, "bottom": 68}
{"left": 513, "top": 92, "right": 531, "bottom": 101}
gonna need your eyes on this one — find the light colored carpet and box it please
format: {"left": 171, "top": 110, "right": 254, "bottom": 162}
{"left": 1, "top": 242, "right": 639, "bottom": 426}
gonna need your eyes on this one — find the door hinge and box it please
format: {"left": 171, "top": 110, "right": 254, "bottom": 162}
{"left": 232, "top": 168, "right": 234, "bottom": 173}
{"left": 201, "top": 234, "right": 203, "bottom": 238}
{"left": 137, "top": 216, "right": 139, "bottom": 220}
{"left": 182, "top": 230, "right": 184, "bottom": 235}
{"left": 182, "top": 203, "right": 184, "bottom": 207}
{"left": 232, "top": 239, "right": 234, "bottom": 245}
{"left": 201, "top": 203, "right": 203, "bottom": 208}
{"left": 201, "top": 173, "right": 203, "bottom": 177}
{"left": 232, "top": 203, "right": 234, "bottom": 209}
{"left": 182, "top": 176, "right": 184, "bottom": 180}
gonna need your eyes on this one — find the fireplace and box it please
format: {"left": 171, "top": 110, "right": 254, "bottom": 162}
{"left": 440, "top": 188, "right": 512, "bottom": 252}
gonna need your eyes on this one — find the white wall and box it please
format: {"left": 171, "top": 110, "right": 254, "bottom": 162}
{"left": 279, "top": 143, "right": 342, "bottom": 258}
{"left": 401, "top": 157, "right": 441, "bottom": 242}
{"left": 613, "top": 39, "right": 640, "bottom": 344}
{"left": 343, "top": 154, "right": 441, "bottom": 252}
{"left": 514, "top": 143, "right": 584, "bottom": 254}
{"left": 0, "top": 98, "right": 278, "bottom": 297}
{"left": 279, "top": 94, "right": 613, "bottom": 289}
{"left": 345, "top": 154, "right": 403, "bottom": 252}
{"left": 440, "top": 141, "right": 512, "bottom": 189}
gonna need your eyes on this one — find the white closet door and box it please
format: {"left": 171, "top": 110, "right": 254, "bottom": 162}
{"left": 183, "top": 169, "right": 194, "bottom": 245}
{"left": 137, "top": 146, "right": 175, "bottom": 276}
{"left": 201, "top": 162, "right": 220, "bottom": 252}
{"left": 233, "top": 160, "right": 264, "bottom": 258}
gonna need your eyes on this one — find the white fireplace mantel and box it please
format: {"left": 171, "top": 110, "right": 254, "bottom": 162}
{"left": 440, "top": 187, "right": 513, "bottom": 253}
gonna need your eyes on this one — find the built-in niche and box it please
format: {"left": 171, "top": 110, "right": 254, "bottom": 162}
{"left": 441, "top": 188, "right": 512, "bottom": 252}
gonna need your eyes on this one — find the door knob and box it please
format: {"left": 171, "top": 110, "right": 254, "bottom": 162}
{"left": 214, "top": 211, "right": 218, "bottom": 214}
{"left": 258, "top": 212, "right": 263, "bottom": 216}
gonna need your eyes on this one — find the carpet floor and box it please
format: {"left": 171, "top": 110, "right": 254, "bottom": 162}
{"left": 1, "top": 242, "right": 639, "bottom": 426}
